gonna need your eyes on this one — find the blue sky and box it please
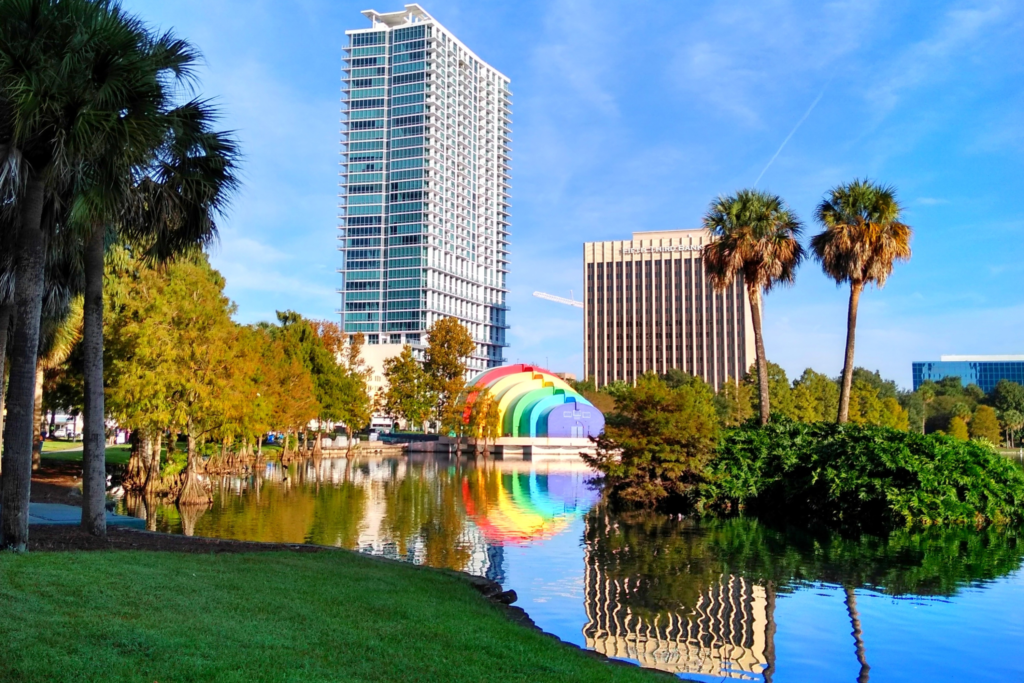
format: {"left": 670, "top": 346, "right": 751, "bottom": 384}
{"left": 124, "top": 0, "right": 1024, "bottom": 389}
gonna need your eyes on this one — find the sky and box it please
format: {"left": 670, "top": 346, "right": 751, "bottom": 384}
{"left": 123, "top": 0, "right": 1024, "bottom": 389}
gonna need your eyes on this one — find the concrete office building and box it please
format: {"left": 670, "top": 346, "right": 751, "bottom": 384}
{"left": 584, "top": 230, "right": 756, "bottom": 390}
{"left": 340, "top": 4, "right": 511, "bottom": 372}
{"left": 913, "top": 355, "right": 1024, "bottom": 393}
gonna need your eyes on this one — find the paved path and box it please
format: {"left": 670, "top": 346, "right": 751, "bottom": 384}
{"left": 0, "top": 503, "right": 146, "bottom": 529}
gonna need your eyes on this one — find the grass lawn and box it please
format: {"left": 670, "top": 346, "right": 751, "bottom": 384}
{"left": 41, "top": 439, "right": 85, "bottom": 453}
{"left": 39, "top": 444, "right": 133, "bottom": 465}
{"left": 0, "top": 550, "right": 663, "bottom": 683}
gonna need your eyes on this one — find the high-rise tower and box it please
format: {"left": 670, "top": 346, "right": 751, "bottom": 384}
{"left": 340, "top": 4, "right": 511, "bottom": 371}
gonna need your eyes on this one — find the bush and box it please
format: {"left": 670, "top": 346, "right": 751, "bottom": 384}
{"left": 701, "top": 418, "right": 1024, "bottom": 530}
{"left": 582, "top": 374, "right": 719, "bottom": 510}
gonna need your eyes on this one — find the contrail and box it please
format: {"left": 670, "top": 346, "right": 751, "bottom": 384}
{"left": 754, "top": 84, "right": 829, "bottom": 187}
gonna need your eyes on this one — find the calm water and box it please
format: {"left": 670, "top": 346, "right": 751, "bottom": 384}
{"left": 119, "top": 455, "right": 1024, "bottom": 682}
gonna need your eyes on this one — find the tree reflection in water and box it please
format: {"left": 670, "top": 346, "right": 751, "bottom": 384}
{"left": 583, "top": 507, "right": 1024, "bottom": 681}
{"left": 119, "top": 459, "right": 1024, "bottom": 683}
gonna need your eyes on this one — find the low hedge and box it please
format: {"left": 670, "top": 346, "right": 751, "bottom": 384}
{"left": 699, "top": 419, "right": 1024, "bottom": 530}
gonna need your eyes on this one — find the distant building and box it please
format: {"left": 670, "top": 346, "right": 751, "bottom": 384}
{"left": 583, "top": 230, "right": 756, "bottom": 390}
{"left": 340, "top": 4, "right": 511, "bottom": 373}
{"left": 912, "top": 355, "right": 1024, "bottom": 393}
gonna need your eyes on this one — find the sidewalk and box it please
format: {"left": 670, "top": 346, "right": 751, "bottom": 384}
{"left": 0, "top": 503, "right": 146, "bottom": 529}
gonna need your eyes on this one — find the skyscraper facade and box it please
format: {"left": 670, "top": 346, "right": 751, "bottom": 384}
{"left": 584, "top": 230, "right": 756, "bottom": 390}
{"left": 339, "top": 4, "right": 511, "bottom": 371}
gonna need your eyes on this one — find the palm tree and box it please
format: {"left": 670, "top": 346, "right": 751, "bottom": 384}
{"left": 0, "top": 0, "right": 237, "bottom": 547}
{"left": 702, "top": 189, "right": 804, "bottom": 425}
{"left": 811, "top": 179, "right": 911, "bottom": 423}
{"left": 73, "top": 99, "right": 239, "bottom": 536}
{"left": 0, "top": 0, "right": 135, "bottom": 550}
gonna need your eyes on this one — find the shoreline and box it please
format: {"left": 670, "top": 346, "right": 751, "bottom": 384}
{"left": 15, "top": 462, "right": 675, "bottom": 682}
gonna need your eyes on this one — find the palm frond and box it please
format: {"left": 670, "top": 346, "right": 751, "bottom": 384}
{"left": 701, "top": 188, "right": 804, "bottom": 294}
{"left": 811, "top": 178, "right": 912, "bottom": 287}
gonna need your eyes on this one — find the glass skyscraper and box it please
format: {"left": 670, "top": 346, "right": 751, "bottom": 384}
{"left": 340, "top": 4, "right": 510, "bottom": 371}
{"left": 912, "top": 355, "right": 1024, "bottom": 393}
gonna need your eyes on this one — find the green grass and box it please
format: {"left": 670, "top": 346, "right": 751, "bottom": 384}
{"left": 39, "top": 444, "right": 132, "bottom": 465}
{"left": 0, "top": 550, "right": 662, "bottom": 683}
{"left": 41, "top": 439, "right": 84, "bottom": 453}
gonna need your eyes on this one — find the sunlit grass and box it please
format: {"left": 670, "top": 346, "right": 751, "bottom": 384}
{"left": 0, "top": 550, "right": 661, "bottom": 683}
{"left": 39, "top": 444, "right": 132, "bottom": 465}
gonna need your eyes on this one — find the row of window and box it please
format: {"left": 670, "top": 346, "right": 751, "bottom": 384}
{"left": 349, "top": 46, "right": 385, "bottom": 57}
{"left": 351, "top": 67, "right": 386, "bottom": 78}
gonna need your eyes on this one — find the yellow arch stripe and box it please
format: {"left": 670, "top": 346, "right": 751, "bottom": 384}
{"left": 497, "top": 379, "right": 548, "bottom": 434}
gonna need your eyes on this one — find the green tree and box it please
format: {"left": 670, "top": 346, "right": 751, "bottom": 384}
{"left": 991, "top": 380, "right": 1024, "bottom": 415}
{"left": 1000, "top": 409, "right": 1023, "bottom": 448}
{"left": 934, "top": 376, "right": 966, "bottom": 397}
{"left": 951, "top": 402, "right": 972, "bottom": 422}
{"left": 423, "top": 317, "right": 475, "bottom": 435}
{"left": 381, "top": 345, "right": 434, "bottom": 430}
{"left": 848, "top": 379, "right": 909, "bottom": 430}
{"left": 569, "top": 377, "right": 597, "bottom": 394}
{"left": 900, "top": 390, "right": 927, "bottom": 434}
{"left": 335, "top": 331, "right": 372, "bottom": 448}
{"left": 467, "top": 387, "right": 501, "bottom": 456}
{"left": 963, "top": 384, "right": 986, "bottom": 402}
{"left": 811, "top": 179, "right": 912, "bottom": 424}
{"left": 852, "top": 367, "right": 898, "bottom": 400}
{"left": 702, "top": 189, "right": 804, "bottom": 425}
{"left": 948, "top": 416, "right": 970, "bottom": 441}
{"left": 970, "top": 405, "right": 1001, "bottom": 444}
{"left": 0, "top": 0, "right": 132, "bottom": 550}
{"left": 583, "top": 373, "right": 719, "bottom": 510}
{"left": 714, "top": 379, "right": 754, "bottom": 427}
{"left": 791, "top": 368, "right": 840, "bottom": 423}
{"left": 744, "top": 361, "right": 796, "bottom": 420}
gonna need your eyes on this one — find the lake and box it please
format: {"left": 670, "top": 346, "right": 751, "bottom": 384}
{"left": 119, "top": 454, "right": 1024, "bottom": 682}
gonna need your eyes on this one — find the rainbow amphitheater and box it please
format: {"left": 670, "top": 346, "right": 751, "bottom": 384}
{"left": 408, "top": 364, "right": 606, "bottom": 459}
{"left": 465, "top": 364, "right": 605, "bottom": 439}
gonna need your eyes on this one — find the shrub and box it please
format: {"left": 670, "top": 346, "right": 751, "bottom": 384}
{"left": 582, "top": 374, "right": 718, "bottom": 510}
{"left": 701, "top": 418, "right": 1024, "bottom": 530}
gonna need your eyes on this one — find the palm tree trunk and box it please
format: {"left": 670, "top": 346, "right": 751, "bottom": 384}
{"left": 763, "top": 580, "right": 777, "bottom": 683}
{"left": 32, "top": 363, "right": 43, "bottom": 471}
{"left": 1, "top": 175, "right": 48, "bottom": 551}
{"left": 837, "top": 282, "right": 863, "bottom": 424}
{"left": 81, "top": 225, "right": 107, "bottom": 537}
{"left": 747, "top": 283, "right": 770, "bottom": 425}
{"left": 845, "top": 585, "right": 870, "bottom": 683}
{"left": 0, "top": 302, "right": 11, "bottom": 468}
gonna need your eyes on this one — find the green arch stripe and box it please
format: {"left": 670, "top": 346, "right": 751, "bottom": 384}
{"left": 512, "top": 387, "right": 559, "bottom": 437}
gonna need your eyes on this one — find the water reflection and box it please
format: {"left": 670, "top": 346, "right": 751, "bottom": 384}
{"left": 582, "top": 510, "right": 1024, "bottom": 680}
{"left": 120, "top": 456, "right": 1024, "bottom": 682}
{"left": 124, "top": 455, "right": 597, "bottom": 582}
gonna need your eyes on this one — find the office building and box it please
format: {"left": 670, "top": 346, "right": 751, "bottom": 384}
{"left": 583, "top": 230, "right": 756, "bottom": 390}
{"left": 912, "top": 355, "right": 1024, "bottom": 393}
{"left": 340, "top": 4, "right": 511, "bottom": 372}
{"left": 583, "top": 513, "right": 773, "bottom": 678}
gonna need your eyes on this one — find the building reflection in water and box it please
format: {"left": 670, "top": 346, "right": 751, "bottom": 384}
{"left": 127, "top": 455, "right": 596, "bottom": 584}
{"left": 582, "top": 510, "right": 776, "bottom": 681}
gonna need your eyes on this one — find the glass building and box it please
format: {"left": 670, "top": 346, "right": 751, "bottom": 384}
{"left": 340, "top": 4, "right": 511, "bottom": 371}
{"left": 912, "top": 355, "right": 1024, "bottom": 393}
